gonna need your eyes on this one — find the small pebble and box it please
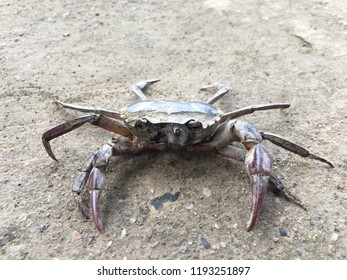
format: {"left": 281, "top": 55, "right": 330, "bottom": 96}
{"left": 120, "top": 228, "right": 127, "bottom": 239}
{"left": 327, "top": 245, "right": 336, "bottom": 254}
{"left": 330, "top": 232, "right": 339, "bottom": 242}
{"left": 202, "top": 187, "right": 212, "bottom": 198}
{"left": 145, "top": 229, "right": 153, "bottom": 240}
{"left": 72, "top": 230, "right": 82, "bottom": 240}
{"left": 185, "top": 202, "right": 194, "bottom": 210}
{"left": 107, "top": 241, "right": 112, "bottom": 247}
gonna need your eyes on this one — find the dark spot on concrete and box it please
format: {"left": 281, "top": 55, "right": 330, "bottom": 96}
{"left": 151, "top": 192, "right": 180, "bottom": 210}
{"left": 200, "top": 235, "right": 211, "bottom": 249}
{"left": 171, "top": 192, "right": 180, "bottom": 202}
{"left": 87, "top": 236, "right": 96, "bottom": 245}
{"left": 39, "top": 223, "right": 49, "bottom": 233}
{"left": 169, "top": 159, "right": 179, "bottom": 166}
{"left": 295, "top": 249, "right": 302, "bottom": 257}
{"left": 176, "top": 238, "right": 187, "bottom": 246}
{"left": 279, "top": 228, "right": 289, "bottom": 237}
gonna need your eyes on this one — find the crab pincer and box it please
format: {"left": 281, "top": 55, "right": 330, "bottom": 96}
{"left": 85, "top": 144, "right": 113, "bottom": 233}
{"left": 245, "top": 144, "right": 272, "bottom": 232}
{"left": 87, "top": 168, "right": 105, "bottom": 233}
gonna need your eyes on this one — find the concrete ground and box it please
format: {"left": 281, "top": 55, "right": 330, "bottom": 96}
{"left": 0, "top": 0, "right": 346, "bottom": 259}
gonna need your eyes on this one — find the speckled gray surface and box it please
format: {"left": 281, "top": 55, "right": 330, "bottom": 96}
{"left": 1, "top": 0, "right": 346, "bottom": 259}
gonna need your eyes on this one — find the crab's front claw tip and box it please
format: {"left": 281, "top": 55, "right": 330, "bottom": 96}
{"left": 91, "top": 190, "right": 105, "bottom": 233}
{"left": 246, "top": 175, "right": 269, "bottom": 232}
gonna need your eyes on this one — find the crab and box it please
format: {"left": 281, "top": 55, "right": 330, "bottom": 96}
{"left": 42, "top": 80, "right": 333, "bottom": 233}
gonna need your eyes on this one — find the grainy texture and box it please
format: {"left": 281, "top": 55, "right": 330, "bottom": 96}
{"left": 0, "top": 0, "right": 346, "bottom": 259}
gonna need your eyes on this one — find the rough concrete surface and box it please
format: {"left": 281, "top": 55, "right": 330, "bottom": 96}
{"left": 0, "top": 0, "right": 346, "bottom": 259}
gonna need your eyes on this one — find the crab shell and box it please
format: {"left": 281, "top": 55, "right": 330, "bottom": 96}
{"left": 121, "top": 100, "right": 224, "bottom": 145}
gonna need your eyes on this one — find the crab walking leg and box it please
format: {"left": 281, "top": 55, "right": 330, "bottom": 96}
{"left": 56, "top": 101, "right": 122, "bottom": 120}
{"left": 261, "top": 132, "right": 334, "bottom": 168}
{"left": 199, "top": 83, "right": 230, "bottom": 105}
{"left": 42, "top": 114, "right": 133, "bottom": 161}
{"left": 220, "top": 103, "right": 290, "bottom": 123}
{"left": 131, "top": 79, "right": 160, "bottom": 100}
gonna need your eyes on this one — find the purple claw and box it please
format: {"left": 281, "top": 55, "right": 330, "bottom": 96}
{"left": 87, "top": 167, "right": 105, "bottom": 233}
{"left": 91, "top": 190, "right": 104, "bottom": 233}
{"left": 246, "top": 175, "right": 269, "bottom": 232}
{"left": 245, "top": 144, "right": 272, "bottom": 232}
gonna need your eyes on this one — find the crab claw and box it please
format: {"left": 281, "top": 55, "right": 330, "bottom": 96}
{"left": 246, "top": 174, "right": 270, "bottom": 232}
{"left": 245, "top": 144, "right": 272, "bottom": 232}
{"left": 87, "top": 167, "right": 105, "bottom": 233}
{"left": 91, "top": 189, "right": 104, "bottom": 233}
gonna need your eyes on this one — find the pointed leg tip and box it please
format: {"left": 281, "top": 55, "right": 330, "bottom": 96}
{"left": 93, "top": 216, "right": 105, "bottom": 234}
{"left": 47, "top": 149, "right": 59, "bottom": 162}
{"left": 42, "top": 139, "right": 59, "bottom": 162}
{"left": 199, "top": 84, "right": 215, "bottom": 91}
{"left": 95, "top": 223, "right": 105, "bottom": 233}
{"left": 308, "top": 154, "right": 334, "bottom": 168}
{"left": 318, "top": 157, "right": 334, "bottom": 168}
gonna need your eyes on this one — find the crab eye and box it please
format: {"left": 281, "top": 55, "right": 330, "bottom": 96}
{"left": 135, "top": 118, "right": 149, "bottom": 128}
{"left": 187, "top": 119, "right": 202, "bottom": 129}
